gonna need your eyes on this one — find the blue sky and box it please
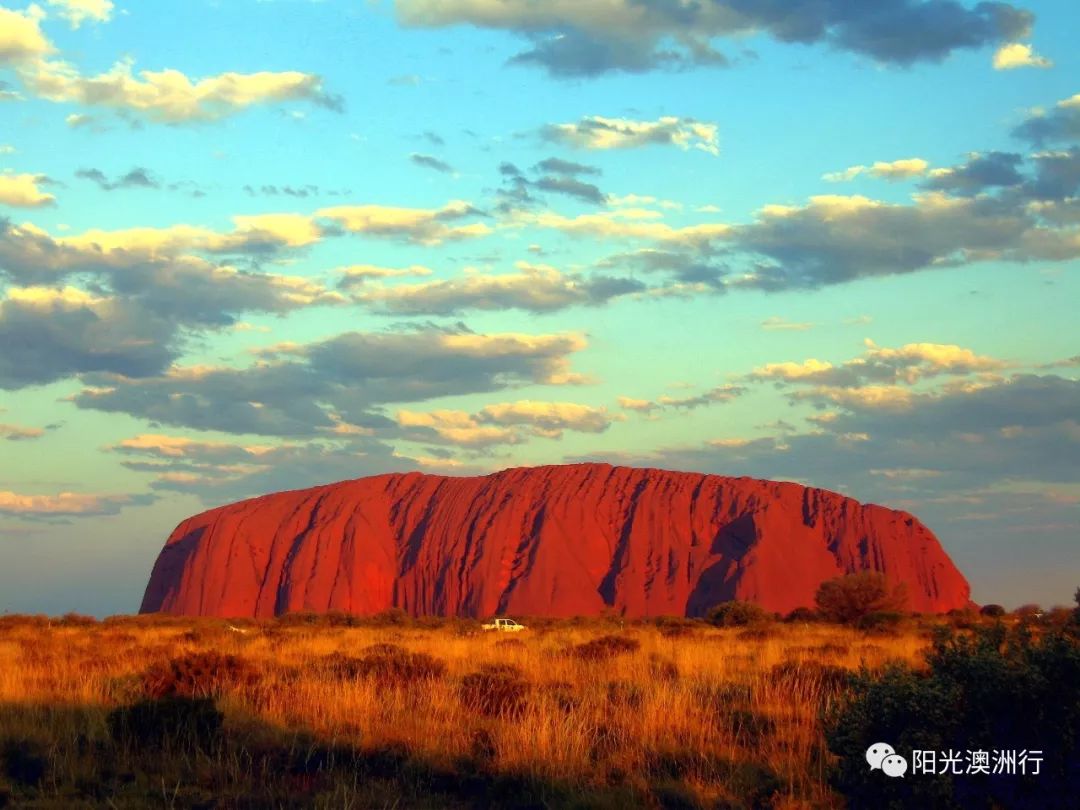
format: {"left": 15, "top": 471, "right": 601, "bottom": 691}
{"left": 1, "top": 0, "right": 1078, "bottom": 615}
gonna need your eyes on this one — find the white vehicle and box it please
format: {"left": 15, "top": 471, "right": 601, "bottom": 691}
{"left": 482, "top": 618, "right": 527, "bottom": 632}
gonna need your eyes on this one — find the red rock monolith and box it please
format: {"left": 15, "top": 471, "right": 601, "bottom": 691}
{"left": 140, "top": 464, "right": 970, "bottom": 617}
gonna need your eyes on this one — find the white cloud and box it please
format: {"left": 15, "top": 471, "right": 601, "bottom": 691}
{"left": 823, "top": 158, "right": 929, "bottom": 182}
{"left": 46, "top": 0, "right": 114, "bottom": 29}
{"left": 992, "top": 42, "right": 1052, "bottom": 70}
{"left": 0, "top": 6, "right": 51, "bottom": 65}
{"left": 0, "top": 173, "right": 55, "bottom": 207}
{"left": 317, "top": 201, "right": 492, "bottom": 245}
{"left": 544, "top": 116, "right": 719, "bottom": 155}
{"left": 27, "top": 57, "right": 336, "bottom": 123}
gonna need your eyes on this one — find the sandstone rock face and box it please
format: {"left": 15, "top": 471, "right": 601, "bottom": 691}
{"left": 141, "top": 464, "right": 971, "bottom": 618}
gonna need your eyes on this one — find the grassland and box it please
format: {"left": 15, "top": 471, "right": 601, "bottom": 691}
{"left": 0, "top": 612, "right": 989, "bottom": 808}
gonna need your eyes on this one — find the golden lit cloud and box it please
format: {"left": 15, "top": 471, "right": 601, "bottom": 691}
{"left": 0, "top": 173, "right": 55, "bottom": 207}
{"left": 992, "top": 42, "right": 1052, "bottom": 70}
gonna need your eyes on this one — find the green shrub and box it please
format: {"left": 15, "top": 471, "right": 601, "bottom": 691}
{"left": 979, "top": 604, "right": 1006, "bottom": 618}
{"left": 705, "top": 600, "right": 771, "bottom": 627}
{"left": 825, "top": 623, "right": 1080, "bottom": 809}
{"left": 815, "top": 572, "right": 908, "bottom": 624}
{"left": 784, "top": 606, "right": 821, "bottom": 623}
{"left": 854, "top": 610, "right": 906, "bottom": 633}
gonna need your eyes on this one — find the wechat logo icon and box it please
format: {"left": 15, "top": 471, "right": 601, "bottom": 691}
{"left": 867, "top": 743, "right": 908, "bottom": 778}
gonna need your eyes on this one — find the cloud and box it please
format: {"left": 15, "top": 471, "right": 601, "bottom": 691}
{"left": 617, "top": 396, "right": 658, "bottom": 414}
{"left": 596, "top": 248, "right": 727, "bottom": 290}
{"left": 0, "top": 173, "right": 55, "bottom": 207}
{"left": 410, "top": 153, "right": 455, "bottom": 173}
{"left": 317, "top": 200, "right": 492, "bottom": 245}
{"left": 726, "top": 192, "right": 1080, "bottom": 290}
{"left": 747, "top": 340, "right": 1006, "bottom": 389}
{"left": 0, "top": 286, "right": 177, "bottom": 387}
{"left": 108, "top": 433, "right": 437, "bottom": 505}
{"left": 992, "top": 42, "right": 1052, "bottom": 70}
{"left": 397, "top": 0, "right": 1032, "bottom": 76}
{"left": 0, "top": 489, "right": 153, "bottom": 518}
{"left": 0, "top": 221, "right": 345, "bottom": 388}
{"left": 22, "top": 57, "right": 341, "bottom": 123}
{"left": 354, "top": 261, "right": 644, "bottom": 315}
{"left": 761, "top": 316, "right": 815, "bottom": 331}
{"left": 1014, "top": 91, "right": 1080, "bottom": 145}
{"left": 0, "top": 6, "right": 52, "bottom": 65}
{"left": 533, "top": 174, "right": 607, "bottom": 204}
{"left": 543, "top": 116, "right": 719, "bottom": 155}
{"left": 922, "top": 151, "right": 1024, "bottom": 195}
{"left": 72, "top": 328, "right": 589, "bottom": 436}
{"left": 75, "top": 166, "right": 160, "bottom": 191}
{"left": 1, "top": 10, "right": 339, "bottom": 124}
{"left": 619, "top": 384, "right": 745, "bottom": 415}
{"left": 517, "top": 208, "right": 730, "bottom": 248}
{"left": 823, "top": 158, "right": 929, "bottom": 182}
{"left": 576, "top": 374, "right": 1080, "bottom": 528}
{"left": 534, "top": 157, "right": 600, "bottom": 177}
{"left": 45, "top": 0, "right": 114, "bottom": 29}
{"left": 0, "top": 422, "right": 46, "bottom": 440}
{"left": 398, "top": 399, "right": 615, "bottom": 446}
{"left": 495, "top": 160, "right": 608, "bottom": 211}
{"left": 336, "top": 264, "right": 434, "bottom": 288}
{"left": 657, "top": 385, "right": 745, "bottom": 410}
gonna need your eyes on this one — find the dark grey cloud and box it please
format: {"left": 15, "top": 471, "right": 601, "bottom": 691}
{"left": 0, "top": 221, "right": 342, "bottom": 389}
{"left": 410, "top": 153, "right": 455, "bottom": 173}
{"left": 113, "top": 436, "right": 420, "bottom": 506}
{"left": 0, "top": 292, "right": 177, "bottom": 388}
{"left": 243, "top": 184, "right": 348, "bottom": 198}
{"left": 921, "top": 151, "right": 1024, "bottom": 196}
{"left": 727, "top": 193, "right": 1067, "bottom": 290}
{"left": 1022, "top": 147, "right": 1080, "bottom": 201}
{"left": 76, "top": 167, "right": 160, "bottom": 191}
{"left": 598, "top": 249, "right": 727, "bottom": 290}
{"left": 1014, "top": 95, "right": 1080, "bottom": 145}
{"left": 534, "top": 157, "right": 602, "bottom": 177}
{"left": 533, "top": 174, "right": 606, "bottom": 204}
{"left": 398, "top": 0, "right": 1033, "bottom": 77}
{"left": 73, "top": 328, "right": 588, "bottom": 436}
{"left": 495, "top": 159, "right": 607, "bottom": 211}
{"left": 577, "top": 374, "right": 1080, "bottom": 505}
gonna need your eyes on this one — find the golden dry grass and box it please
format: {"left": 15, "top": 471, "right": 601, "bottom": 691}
{"left": 0, "top": 615, "right": 936, "bottom": 809}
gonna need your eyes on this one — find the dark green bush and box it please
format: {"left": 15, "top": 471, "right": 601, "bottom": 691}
{"left": 854, "top": 610, "right": 906, "bottom": 632}
{"left": 815, "top": 572, "right": 908, "bottom": 624}
{"left": 826, "top": 623, "right": 1080, "bottom": 809}
{"left": 784, "top": 606, "right": 821, "bottom": 623}
{"left": 705, "top": 601, "right": 771, "bottom": 628}
{"left": 979, "top": 604, "right": 1006, "bottom": 618}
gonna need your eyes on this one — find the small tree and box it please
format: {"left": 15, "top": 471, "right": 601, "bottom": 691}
{"left": 814, "top": 572, "right": 907, "bottom": 624}
{"left": 979, "top": 604, "right": 1006, "bottom": 617}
